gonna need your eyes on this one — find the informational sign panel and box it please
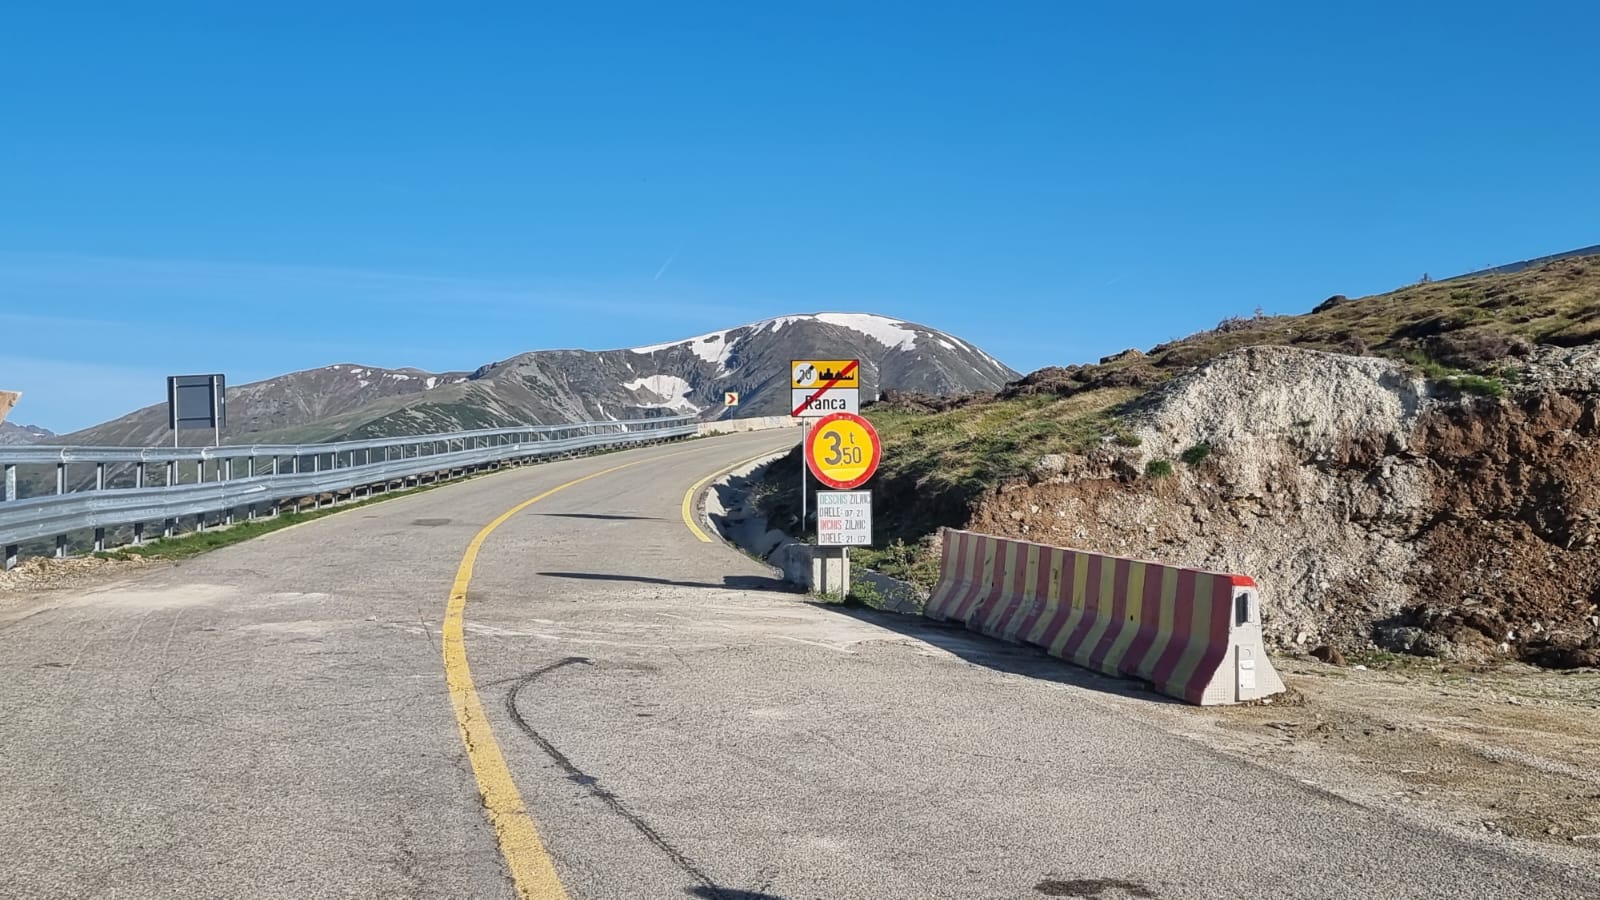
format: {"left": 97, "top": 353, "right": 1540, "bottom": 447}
{"left": 804, "top": 412, "right": 882, "bottom": 489}
{"left": 790, "top": 388, "right": 859, "bottom": 416}
{"left": 816, "top": 490, "right": 872, "bottom": 546}
{"left": 167, "top": 374, "right": 227, "bottom": 433}
{"left": 791, "top": 360, "right": 860, "bottom": 390}
{"left": 790, "top": 359, "right": 861, "bottom": 418}
{"left": 0, "top": 391, "right": 17, "bottom": 427}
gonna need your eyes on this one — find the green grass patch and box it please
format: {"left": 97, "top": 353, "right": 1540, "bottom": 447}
{"left": 1399, "top": 349, "right": 1456, "bottom": 380}
{"left": 1145, "top": 459, "right": 1174, "bottom": 478}
{"left": 864, "top": 387, "right": 1142, "bottom": 491}
{"left": 1180, "top": 442, "right": 1212, "bottom": 466}
{"left": 1449, "top": 374, "right": 1506, "bottom": 397}
{"left": 851, "top": 538, "right": 942, "bottom": 590}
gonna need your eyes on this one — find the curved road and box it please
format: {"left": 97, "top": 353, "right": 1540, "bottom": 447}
{"left": 1, "top": 431, "right": 1595, "bottom": 899}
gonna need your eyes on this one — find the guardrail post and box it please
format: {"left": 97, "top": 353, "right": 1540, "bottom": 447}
{"left": 5, "top": 544, "right": 17, "bottom": 570}
{"left": 54, "top": 534, "right": 65, "bottom": 558}
{"left": 96, "top": 463, "right": 105, "bottom": 491}
{"left": 3, "top": 463, "right": 14, "bottom": 502}
{"left": 133, "top": 522, "right": 144, "bottom": 545}
{"left": 165, "top": 460, "right": 175, "bottom": 488}
{"left": 135, "top": 464, "right": 145, "bottom": 489}
{"left": 56, "top": 463, "right": 65, "bottom": 495}
{"left": 93, "top": 528, "right": 105, "bottom": 553}
{"left": 163, "top": 518, "right": 175, "bottom": 539}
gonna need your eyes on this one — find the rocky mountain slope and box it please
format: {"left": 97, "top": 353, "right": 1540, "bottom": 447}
{"left": 0, "top": 422, "right": 54, "bottom": 445}
{"left": 758, "top": 251, "right": 1600, "bottom": 670}
{"left": 62, "top": 313, "right": 1015, "bottom": 446}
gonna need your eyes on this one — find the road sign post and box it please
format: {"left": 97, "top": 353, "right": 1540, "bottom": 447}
{"left": 799, "top": 419, "right": 808, "bottom": 536}
{"left": 802, "top": 411, "right": 882, "bottom": 594}
{"left": 792, "top": 358, "right": 862, "bottom": 539}
{"left": 167, "top": 374, "right": 227, "bottom": 448}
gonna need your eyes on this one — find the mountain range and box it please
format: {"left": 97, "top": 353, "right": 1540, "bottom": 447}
{"left": 0, "top": 422, "right": 55, "bottom": 445}
{"left": 59, "top": 313, "right": 1017, "bottom": 446}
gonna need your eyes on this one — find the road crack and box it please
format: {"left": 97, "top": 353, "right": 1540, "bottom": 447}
{"left": 504, "top": 656, "right": 746, "bottom": 900}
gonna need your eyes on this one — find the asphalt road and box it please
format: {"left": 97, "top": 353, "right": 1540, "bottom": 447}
{"left": 1, "top": 430, "right": 1596, "bottom": 899}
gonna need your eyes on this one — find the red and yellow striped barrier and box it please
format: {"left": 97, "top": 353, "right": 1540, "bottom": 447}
{"left": 925, "top": 530, "right": 1284, "bottom": 705}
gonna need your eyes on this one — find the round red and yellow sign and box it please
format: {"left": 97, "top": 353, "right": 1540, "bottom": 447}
{"left": 804, "top": 412, "right": 882, "bottom": 489}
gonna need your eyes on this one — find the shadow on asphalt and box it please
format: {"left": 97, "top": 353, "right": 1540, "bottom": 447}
{"left": 536, "top": 570, "right": 1173, "bottom": 704}
{"left": 686, "top": 889, "right": 788, "bottom": 900}
{"left": 816, "top": 602, "right": 1184, "bottom": 706}
{"left": 537, "top": 571, "right": 796, "bottom": 592}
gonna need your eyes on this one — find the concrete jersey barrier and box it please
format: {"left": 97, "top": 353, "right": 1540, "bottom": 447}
{"left": 696, "top": 416, "right": 802, "bottom": 437}
{"left": 924, "top": 529, "right": 1285, "bottom": 705}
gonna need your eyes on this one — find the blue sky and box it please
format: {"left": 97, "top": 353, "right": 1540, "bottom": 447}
{"left": 2, "top": 2, "right": 1596, "bottom": 432}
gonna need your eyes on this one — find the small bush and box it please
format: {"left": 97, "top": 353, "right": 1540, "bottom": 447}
{"left": 1145, "top": 459, "right": 1174, "bottom": 478}
{"left": 1180, "top": 442, "right": 1212, "bottom": 466}
{"left": 1400, "top": 349, "right": 1455, "bottom": 380}
{"left": 1450, "top": 374, "right": 1506, "bottom": 398}
{"left": 847, "top": 579, "right": 884, "bottom": 608}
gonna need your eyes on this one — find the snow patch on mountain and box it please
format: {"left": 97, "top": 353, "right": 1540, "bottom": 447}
{"left": 627, "top": 330, "right": 740, "bottom": 376}
{"left": 812, "top": 313, "right": 920, "bottom": 351}
{"left": 635, "top": 312, "right": 928, "bottom": 356}
{"left": 690, "top": 332, "right": 738, "bottom": 374}
{"left": 623, "top": 374, "right": 700, "bottom": 412}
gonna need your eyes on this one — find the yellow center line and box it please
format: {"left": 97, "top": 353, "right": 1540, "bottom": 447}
{"left": 444, "top": 456, "right": 666, "bottom": 900}
{"left": 680, "top": 449, "right": 788, "bottom": 542}
{"left": 443, "top": 442, "right": 766, "bottom": 898}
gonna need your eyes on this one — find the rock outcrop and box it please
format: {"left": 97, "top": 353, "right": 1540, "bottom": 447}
{"left": 969, "top": 346, "right": 1600, "bottom": 668}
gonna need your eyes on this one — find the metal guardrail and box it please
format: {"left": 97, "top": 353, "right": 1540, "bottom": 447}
{"left": 0, "top": 416, "right": 696, "bottom": 569}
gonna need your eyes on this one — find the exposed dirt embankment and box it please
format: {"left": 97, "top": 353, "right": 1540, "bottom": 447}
{"left": 968, "top": 346, "right": 1600, "bottom": 668}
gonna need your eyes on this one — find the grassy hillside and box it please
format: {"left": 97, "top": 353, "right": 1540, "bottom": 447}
{"left": 768, "top": 253, "right": 1600, "bottom": 586}
{"left": 1006, "top": 253, "right": 1598, "bottom": 403}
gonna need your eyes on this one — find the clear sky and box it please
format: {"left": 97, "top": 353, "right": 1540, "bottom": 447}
{"left": 2, "top": 2, "right": 1596, "bottom": 431}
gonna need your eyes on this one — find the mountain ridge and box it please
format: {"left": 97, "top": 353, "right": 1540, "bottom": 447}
{"left": 61, "top": 313, "right": 1016, "bottom": 447}
{"left": 0, "top": 422, "right": 55, "bottom": 445}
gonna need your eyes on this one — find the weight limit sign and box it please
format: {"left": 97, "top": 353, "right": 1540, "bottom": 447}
{"left": 804, "top": 412, "right": 882, "bottom": 490}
